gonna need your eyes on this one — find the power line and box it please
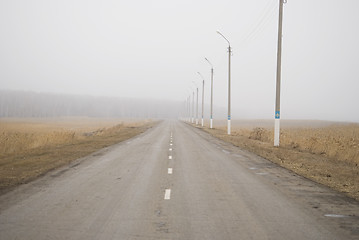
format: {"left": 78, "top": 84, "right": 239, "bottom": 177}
{"left": 238, "top": 0, "right": 278, "bottom": 50}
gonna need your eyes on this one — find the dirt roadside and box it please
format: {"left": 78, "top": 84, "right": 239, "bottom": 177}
{"left": 195, "top": 124, "right": 359, "bottom": 202}
{"left": 0, "top": 120, "right": 157, "bottom": 194}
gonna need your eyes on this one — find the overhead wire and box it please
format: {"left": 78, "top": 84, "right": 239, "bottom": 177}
{"left": 238, "top": 0, "right": 278, "bottom": 50}
{"left": 197, "top": 1, "right": 279, "bottom": 86}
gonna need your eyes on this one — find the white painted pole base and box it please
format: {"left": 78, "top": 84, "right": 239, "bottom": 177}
{"left": 210, "top": 119, "right": 213, "bottom": 129}
{"left": 227, "top": 119, "right": 231, "bottom": 135}
{"left": 274, "top": 119, "right": 280, "bottom": 146}
{"left": 201, "top": 118, "right": 204, "bottom": 127}
{"left": 196, "top": 119, "right": 198, "bottom": 125}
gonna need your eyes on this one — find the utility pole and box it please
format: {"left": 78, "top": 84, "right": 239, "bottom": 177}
{"left": 188, "top": 94, "right": 191, "bottom": 123}
{"left": 196, "top": 87, "right": 199, "bottom": 125}
{"left": 201, "top": 80, "right": 204, "bottom": 127}
{"left": 188, "top": 95, "right": 191, "bottom": 122}
{"left": 197, "top": 72, "right": 205, "bottom": 127}
{"left": 217, "top": 31, "right": 232, "bottom": 135}
{"left": 228, "top": 44, "right": 231, "bottom": 135}
{"left": 274, "top": 0, "right": 286, "bottom": 146}
{"left": 205, "top": 58, "right": 214, "bottom": 129}
{"left": 192, "top": 91, "right": 195, "bottom": 123}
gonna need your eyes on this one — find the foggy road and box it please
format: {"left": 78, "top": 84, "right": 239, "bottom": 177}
{"left": 1, "top": 120, "right": 359, "bottom": 239}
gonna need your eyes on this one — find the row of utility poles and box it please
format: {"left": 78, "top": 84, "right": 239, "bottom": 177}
{"left": 184, "top": 0, "right": 286, "bottom": 147}
{"left": 185, "top": 30, "right": 229, "bottom": 130}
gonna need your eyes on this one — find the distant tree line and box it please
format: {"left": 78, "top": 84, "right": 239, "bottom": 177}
{"left": 0, "top": 90, "right": 182, "bottom": 119}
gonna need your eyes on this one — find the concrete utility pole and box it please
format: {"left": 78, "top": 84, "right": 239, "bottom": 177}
{"left": 192, "top": 91, "right": 195, "bottom": 123}
{"left": 192, "top": 80, "right": 200, "bottom": 125}
{"left": 190, "top": 96, "right": 192, "bottom": 122}
{"left": 201, "top": 80, "right": 204, "bottom": 127}
{"left": 188, "top": 95, "right": 191, "bottom": 122}
{"left": 205, "top": 58, "right": 214, "bottom": 129}
{"left": 197, "top": 72, "right": 205, "bottom": 127}
{"left": 274, "top": 0, "right": 286, "bottom": 146}
{"left": 184, "top": 100, "right": 187, "bottom": 121}
{"left": 196, "top": 87, "right": 199, "bottom": 125}
{"left": 217, "top": 31, "right": 232, "bottom": 135}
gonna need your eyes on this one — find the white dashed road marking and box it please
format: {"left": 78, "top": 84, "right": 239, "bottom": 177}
{"left": 164, "top": 133, "right": 173, "bottom": 200}
{"left": 256, "top": 172, "right": 269, "bottom": 175}
{"left": 164, "top": 189, "right": 171, "bottom": 200}
{"left": 324, "top": 214, "right": 348, "bottom": 218}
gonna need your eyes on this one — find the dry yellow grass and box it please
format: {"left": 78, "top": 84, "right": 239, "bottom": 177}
{"left": 232, "top": 124, "right": 359, "bottom": 165}
{"left": 0, "top": 118, "right": 137, "bottom": 156}
{"left": 0, "top": 118, "right": 156, "bottom": 193}
{"left": 198, "top": 120, "right": 359, "bottom": 201}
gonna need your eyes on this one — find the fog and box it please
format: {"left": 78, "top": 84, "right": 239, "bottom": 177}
{"left": 1, "top": 0, "right": 359, "bottom": 122}
{"left": 0, "top": 90, "right": 227, "bottom": 119}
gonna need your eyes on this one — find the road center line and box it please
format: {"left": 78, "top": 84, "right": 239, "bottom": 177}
{"left": 168, "top": 156, "right": 172, "bottom": 160}
{"left": 168, "top": 168, "right": 173, "bottom": 174}
{"left": 324, "top": 214, "right": 348, "bottom": 218}
{"left": 164, "top": 189, "right": 171, "bottom": 200}
{"left": 256, "top": 172, "right": 269, "bottom": 175}
{"left": 169, "top": 148, "right": 172, "bottom": 151}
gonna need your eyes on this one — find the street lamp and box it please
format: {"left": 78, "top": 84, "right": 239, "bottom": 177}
{"left": 188, "top": 95, "right": 191, "bottom": 122}
{"left": 192, "top": 81, "right": 199, "bottom": 125}
{"left": 197, "top": 72, "right": 205, "bottom": 127}
{"left": 189, "top": 90, "right": 193, "bottom": 123}
{"left": 217, "top": 30, "right": 232, "bottom": 135}
{"left": 205, "top": 57, "right": 214, "bottom": 129}
{"left": 186, "top": 90, "right": 192, "bottom": 123}
{"left": 192, "top": 90, "right": 195, "bottom": 123}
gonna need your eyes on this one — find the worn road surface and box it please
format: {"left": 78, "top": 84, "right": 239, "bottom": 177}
{"left": 1, "top": 120, "right": 359, "bottom": 239}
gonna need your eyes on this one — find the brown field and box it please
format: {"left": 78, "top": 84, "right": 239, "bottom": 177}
{"left": 0, "top": 118, "right": 156, "bottom": 193}
{"left": 198, "top": 119, "right": 359, "bottom": 201}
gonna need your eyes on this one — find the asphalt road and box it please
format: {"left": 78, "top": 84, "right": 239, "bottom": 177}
{"left": 1, "top": 120, "right": 359, "bottom": 239}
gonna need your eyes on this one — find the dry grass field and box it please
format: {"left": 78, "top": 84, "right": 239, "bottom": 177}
{"left": 198, "top": 119, "right": 359, "bottom": 201}
{"left": 0, "top": 118, "right": 156, "bottom": 193}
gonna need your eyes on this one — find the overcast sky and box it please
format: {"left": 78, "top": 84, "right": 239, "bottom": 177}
{"left": 1, "top": 0, "right": 359, "bottom": 122}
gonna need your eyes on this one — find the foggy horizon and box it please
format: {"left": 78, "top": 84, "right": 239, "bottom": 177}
{"left": 1, "top": 0, "right": 359, "bottom": 122}
{"left": 2, "top": 89, "right": 358, "bottom": 124}
{"left": 0, "top": 89, "right": 230, "bottom": 120}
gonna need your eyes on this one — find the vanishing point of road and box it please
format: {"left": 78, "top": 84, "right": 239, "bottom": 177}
{"left": 1, "top": 120, "right": 359, "bottom": 239}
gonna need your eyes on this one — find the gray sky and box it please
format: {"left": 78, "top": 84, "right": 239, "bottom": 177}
{"left": 1, "top": 0, "right": 359, "bottom": 122}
